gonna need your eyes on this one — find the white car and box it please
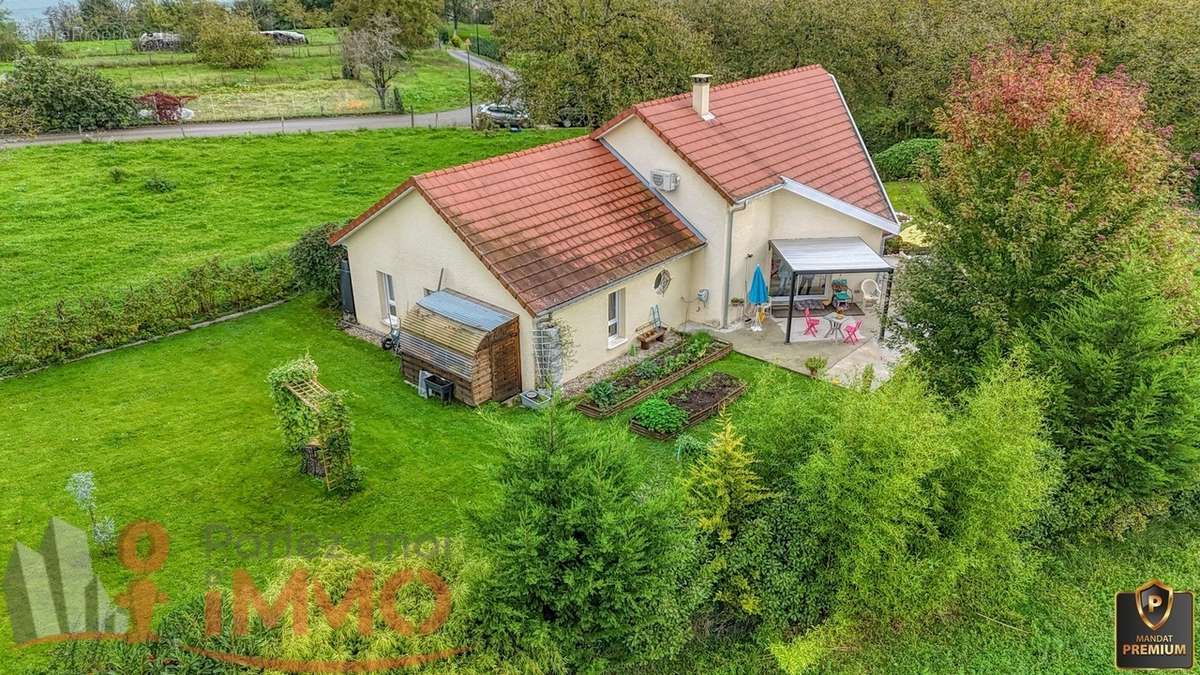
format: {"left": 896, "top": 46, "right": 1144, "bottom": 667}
{"left": 477, "top": 103, "right": 530, "bottom": 128}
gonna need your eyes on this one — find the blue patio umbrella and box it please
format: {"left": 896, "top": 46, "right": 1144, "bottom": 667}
{"left": 748, "top": 264, "right": 769, "bottom": 306}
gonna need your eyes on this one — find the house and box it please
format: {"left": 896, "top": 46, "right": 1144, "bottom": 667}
{"left": 329, "top": 66, "right": 900, "bottom": 402}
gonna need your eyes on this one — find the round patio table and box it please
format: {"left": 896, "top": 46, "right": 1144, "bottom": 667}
{"left": 824, "top": 313, "right": 848, "bottom": 339}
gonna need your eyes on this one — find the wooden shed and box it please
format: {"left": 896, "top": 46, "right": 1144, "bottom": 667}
{"left": 395, "top": 289, "right": 521, "bottom": 406}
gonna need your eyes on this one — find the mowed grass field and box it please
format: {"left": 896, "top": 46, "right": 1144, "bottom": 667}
{"left": 0, "top": 295, "right": 788, "bottom": 672}
{"left": 0, "top": 127, "right": 582, "bottom": 315}
{"left": 0, "top": 29, "right": 492, "bottom": 120}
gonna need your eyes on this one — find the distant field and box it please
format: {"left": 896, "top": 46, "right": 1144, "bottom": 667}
{"left": 0, "top": 127, "right": 582, "bottom": 314}
{"left": 0, "top": 28, "right": 492, "bottom": 121}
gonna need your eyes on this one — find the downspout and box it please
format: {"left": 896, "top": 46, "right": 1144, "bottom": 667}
{"left": 721, "top": 200, "right": 749, "bottom": 329}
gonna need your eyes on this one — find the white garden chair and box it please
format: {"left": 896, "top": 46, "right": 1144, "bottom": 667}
{"left": 861, "top": 278, "right": 882, "bottom": 307}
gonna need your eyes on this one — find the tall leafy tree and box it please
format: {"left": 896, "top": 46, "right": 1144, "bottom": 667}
{"left": 494, "top": 0, "right": 712, "bottom": 127}
{"left": 1033, "top": 265, "right": 1200, "bottom": 537}
{"left": 341, "top": 14, "right": 410, "bottom": 109}
{"left": 893, "top": 44, "right": 1189, "bottom": 396}
{"left": 331, "top": 0, "right": 437, "bottom": 34}
{"left": 466, "top": 404, "right": 701, "bottom": 669}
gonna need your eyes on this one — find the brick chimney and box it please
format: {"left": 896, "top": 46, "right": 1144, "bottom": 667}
{"left": 691, "top": 74, "right": 713, "bottom": 120}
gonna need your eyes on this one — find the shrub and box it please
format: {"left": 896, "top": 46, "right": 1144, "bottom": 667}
{"left": 196, "top": 11, "right": 273, "bottom": 69}
{"left": 873, "top": 137, "right": 942, "bottom": 181}
{"left": 0, "top": 55, "right": 134, "bottom": 132}
{"left": 467, "top": 403, "right": 703, "bottom": 668}
{"left": 632, "top": 397, "right": 688, "bottom": 435}
{"left": 32, "top": 38, "right": 64, "bottom": 58}
{"left": 0, "top": 18, "right": 21, "bottom": 61}
{"left": 449, "top": 31, "right": 463, "bottom": 48}
{"left": 289, "top": 222, "right": 344, "bottom": 307}
{"left": 468, "top": 35, "right": 500, "bottom": 61}
{"left": 0, "top": 252, "right": 296, "bottom": 377}
{"left": 1032, "top": 265, "right": 1200, "bottom": 538}
{"left": 108, "top": 167, "right": 128, "bottom": 183}
{"left": 749, "top": 362, "right": 1053, "bottom": 634}
{"left": 803, "top": 355, "right": 826, "bottom": 376}
{"left": 41, "top": 543, "right": 478, "bottom": 672}
{"left": 687, "top": 418, "right": 774, "bottom": 621}
{"left": 142, "top": 175, "right": 176, "bottom": 193}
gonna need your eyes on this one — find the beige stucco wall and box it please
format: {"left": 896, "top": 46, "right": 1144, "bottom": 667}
{"left": 344, "top": 122, "right": 892, "bottom": 394}
{"left": 548, "top": 253, "right": 696, "bottom": 384}
{"left": 602, "top": 118, "right": 729, "bottom": 325}
{"left": 340, "top": 191, "right": 538, "bottom": 389}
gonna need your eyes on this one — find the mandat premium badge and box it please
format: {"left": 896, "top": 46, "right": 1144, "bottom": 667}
{"left": 1116, "top": 579, "right": 1194, "bottom": 669}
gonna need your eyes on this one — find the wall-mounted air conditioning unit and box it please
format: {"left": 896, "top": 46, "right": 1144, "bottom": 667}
{"left": 651, "top": 170, "right": 679, "bottom": 192}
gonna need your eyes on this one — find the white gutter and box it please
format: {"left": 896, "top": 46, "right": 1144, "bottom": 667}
{"left": 721, "top": 200, "right": 749, "bottom": 328}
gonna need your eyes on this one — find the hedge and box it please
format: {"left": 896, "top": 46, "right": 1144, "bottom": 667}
{"left": 873, "top": 138, "right": 943, "bottom": 181}
{"left": 0, "top": 252, "right": 296, "bottom": 377}
{"left": 468, "top": 35, "right": 501, "bottom": 61}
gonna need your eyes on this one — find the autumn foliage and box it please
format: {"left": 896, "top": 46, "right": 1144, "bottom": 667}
{"left": 896, "top": 44, "right": 1197, "bottom": 396}
{"left": 936, "top": 45, "right": 1176, "bottom": 193}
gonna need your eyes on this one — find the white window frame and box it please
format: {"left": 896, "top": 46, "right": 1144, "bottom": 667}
{"left": 607, "top": 289, "right": 625, "bottom": 348}
{"left": 378, "top": 271, "right": 398, "bottom": 325}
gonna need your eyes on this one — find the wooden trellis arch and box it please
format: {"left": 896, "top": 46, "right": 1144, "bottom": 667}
{"left": 281, "top": 378, "right": 349, "bottom": 492}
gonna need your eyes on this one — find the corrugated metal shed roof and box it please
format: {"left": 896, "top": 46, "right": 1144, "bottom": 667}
{"left": 417, "top": 290, "right": 515, "bottom": 332}
{"left": 770, "top": 237, "right": 893, "bottom": 274}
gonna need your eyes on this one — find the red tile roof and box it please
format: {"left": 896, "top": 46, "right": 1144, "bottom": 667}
{"left": 594, "top": 65, "right": 896, "bottom": 222}
{"left": 330, "top": 136, "right": 703, "bottom": 315}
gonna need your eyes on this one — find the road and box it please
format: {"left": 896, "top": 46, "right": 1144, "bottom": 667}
{"left": 0, "top": 109, "right": 475, "bottom": 147}
{"left": 0, "top": 49, "right": 515, "bottom": 148}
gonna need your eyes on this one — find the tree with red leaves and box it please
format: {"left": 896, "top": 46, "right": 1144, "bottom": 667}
{"left": 134, "top": 92, "right": 197, "bottom": 123}
{"left": 894, "top": 44, "right": 1197, "bottom": 397}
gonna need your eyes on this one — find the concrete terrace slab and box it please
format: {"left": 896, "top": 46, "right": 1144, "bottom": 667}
{"left": 689, "top": 308, "right": 901, "bottom": 388}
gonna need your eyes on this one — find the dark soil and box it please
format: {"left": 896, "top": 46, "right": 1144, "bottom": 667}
{"left": 668, "top": 372, "right": 742, "bottom": 413}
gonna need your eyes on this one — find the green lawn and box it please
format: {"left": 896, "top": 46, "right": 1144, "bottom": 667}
{"left": 0, "top": 295, "right": 786, "bottom": 672}
{"left": 3, "top": 31, "right": 489, "bottom": 121}
{"left": 0, "top": 127, "right": 582, "bottom": 315}
{"left": 2, "top": 294, "right": 1193, "bottom": 673}
{"left": 884, "top": 180, "right": 931, "bottom": 221}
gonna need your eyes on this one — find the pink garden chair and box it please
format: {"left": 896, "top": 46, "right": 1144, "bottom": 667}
{"left": 803, "top": 307, "right": 820, "bottom": 337}
{"left": 843, "top": 319, "right": 864, "bottom": 345}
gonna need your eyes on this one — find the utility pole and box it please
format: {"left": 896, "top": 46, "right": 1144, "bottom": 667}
{"left": 466, "top": 13, "right": 474, "bottom": 129}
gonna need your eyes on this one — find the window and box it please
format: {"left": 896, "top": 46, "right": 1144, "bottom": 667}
{"left": 654, "top": 269, "right": 671, "bottom": 295}
{"left": 607, "top": 289, "right": 624, "bottom": 347}
{"left": 377, "top": 271, "right": 398, "bottom": 324}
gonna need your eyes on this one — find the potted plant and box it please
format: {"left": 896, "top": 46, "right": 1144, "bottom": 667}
{"left": 804, "top": 355, "right": 827, "bottom": 377}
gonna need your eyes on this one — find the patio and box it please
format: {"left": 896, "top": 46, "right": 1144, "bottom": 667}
{"left": 694, "top": 237, "right": 903, "bottom": 386}
{"left": 693, "top": 309, "right": 901, "bottom": 387}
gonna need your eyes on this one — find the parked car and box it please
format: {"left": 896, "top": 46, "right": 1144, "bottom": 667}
{"left": 477, "top": 103, "right": 530, "bottom": 128}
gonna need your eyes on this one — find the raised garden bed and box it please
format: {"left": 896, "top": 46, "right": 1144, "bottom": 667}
{"left": 629, "top": 372, "right": 747, "bottom": 440}
{"left": 575, "top": 332, "right": 733, "bottom": 419}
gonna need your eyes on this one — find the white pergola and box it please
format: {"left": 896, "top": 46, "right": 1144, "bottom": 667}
{"left": 769, "top": 237, "right": 894, "bottom": 343}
